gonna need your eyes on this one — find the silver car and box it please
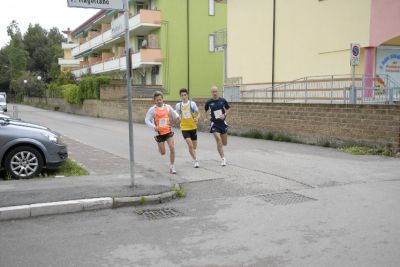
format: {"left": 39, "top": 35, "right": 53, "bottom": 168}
{"left": 0, "top": 95, "right": 6, "bottom": 112}
{"left": 0, "top": 117, "right": 68, "bottom": 179}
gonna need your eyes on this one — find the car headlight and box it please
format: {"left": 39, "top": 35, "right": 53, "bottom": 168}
{"left": 42, "top": 132, "right": 60, "bottom": 144}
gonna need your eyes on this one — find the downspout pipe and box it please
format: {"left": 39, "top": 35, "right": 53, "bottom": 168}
{"left": 187, "top": 0, "right": 190, "bottom": 93}
{"left": 271, "top": 0, "right": 276, "bottom": 102}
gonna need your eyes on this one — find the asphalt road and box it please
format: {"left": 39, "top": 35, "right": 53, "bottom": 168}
{"left": 0, "top": 104, "right": 399, "bottom": 267}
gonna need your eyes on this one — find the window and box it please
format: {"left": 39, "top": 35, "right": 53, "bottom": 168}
{"left": 209, "top": 34, "right": 215, "bottom": 52}
{"left": 137, "top": 36, "right": 145, "bottom": 51}
{"left": 136, "top": 2, "right": 145, "bottom": 13}
{"left": 209, "top": 0, "right": 215, "bottom": 16}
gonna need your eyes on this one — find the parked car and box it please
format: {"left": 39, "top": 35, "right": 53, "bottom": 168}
{"left": 0, "top": 95, "right": 6, "bottom": 112}
{"left": 0, "top": 117, "right": 68, "bottom": 179}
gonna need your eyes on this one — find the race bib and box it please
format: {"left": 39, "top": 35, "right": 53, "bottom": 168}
{"left": 213, "top": 109, "right": 223, "bottom": 119}
{"left": 159, "top": 118, "right": 168, "bottom": 127}
{"left": 183, "top": 111, "right": 192, "bottom": 119}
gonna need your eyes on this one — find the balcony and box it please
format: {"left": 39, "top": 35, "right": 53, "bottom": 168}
{"left": 61, "top": 42, "right": 79, "bottom": 49}
{"left": 72, "top": 49, "right": 161, "bottom": 78}
{"left": 58, "top": 58, "right": 80, "bottom": 66}
{"left": 72, "top": 10, "right": 161, "bottom": 58}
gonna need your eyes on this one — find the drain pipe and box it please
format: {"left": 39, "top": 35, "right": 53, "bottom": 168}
{"left": 187, "top": 0, "right": 190, "bottom": 93}
{"left": 271, "top": 0, "right": 276, "bottom": 103}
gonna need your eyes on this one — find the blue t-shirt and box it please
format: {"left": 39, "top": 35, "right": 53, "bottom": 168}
{"left": 205, "top": 97, "right": 230, "bottom": 123}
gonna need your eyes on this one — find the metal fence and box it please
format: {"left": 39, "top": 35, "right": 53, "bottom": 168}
{"left": 224, "top": 74, "right": 400, "bottom": 105}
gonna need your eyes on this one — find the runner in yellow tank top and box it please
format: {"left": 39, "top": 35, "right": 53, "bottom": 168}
{"left": 176, "top": 88, "right": 201, "bottom": 168}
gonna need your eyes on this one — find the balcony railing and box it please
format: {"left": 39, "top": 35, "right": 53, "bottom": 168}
{"left": 58, "top": 58, "right": 80, "bottom": 65}
{"left": 72, "top": 10, "right": 161, "bottom": 57}
{"left": 61, "top": 42, "right": 79, "bottom": 49}
{"left": 72, "top": 49, "right": 162, "bottom": 78}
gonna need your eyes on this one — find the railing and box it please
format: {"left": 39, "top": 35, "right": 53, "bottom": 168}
{"left": 72, "top": 49, "right": 161, "bottom": 78}
{"left": 72, "top": 10, "right": 161, "bottom": 57}
{"left": 224, "top": 74, "right": 400, "bottom": 105}
{"left": 58, "top": 58, "right": 80, "bottom": 65}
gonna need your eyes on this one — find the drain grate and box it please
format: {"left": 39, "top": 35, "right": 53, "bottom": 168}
{"left": 135, "top": 208, "right": 183, "bottom": 220}
{"left": 258, "top": 192, "right": 316, "bottom": 205}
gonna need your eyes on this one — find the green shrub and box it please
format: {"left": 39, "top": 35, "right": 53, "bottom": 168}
{"left": 240, "top": 130, "right": 263, "bottom": 139}
{"left": 62, "top": 84, "right": 80, "bottom": 104}
{"left": 273, "top": 134, "right": 292, "bottom": 142}
{"left": 78, "top": 76, "right": 112, "bottom": 102}
{"left": 264, "top": 132, "right": 274, "bottom": 140}
{"left": 48, "top": 82, "right": 64, "bottom": 98}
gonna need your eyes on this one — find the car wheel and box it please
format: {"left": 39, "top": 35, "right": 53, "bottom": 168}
{"left": 5, "top": 146, "right": 44, "bottom": 179}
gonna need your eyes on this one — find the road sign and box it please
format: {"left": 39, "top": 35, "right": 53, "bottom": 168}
{"left": 350, "top": 43, "right": 361, "bottom": 66}
{"left": 67, "top": 0, "right": 124, "bottom": 11}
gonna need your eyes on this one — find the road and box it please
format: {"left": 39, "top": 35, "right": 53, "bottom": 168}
{"left": 0, "top": 104, "right": 399, "bottom": 267}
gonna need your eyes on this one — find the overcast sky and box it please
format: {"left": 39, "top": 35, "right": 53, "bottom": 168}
{"left": 0, "top": 0, "right": 98, "bottom": 48}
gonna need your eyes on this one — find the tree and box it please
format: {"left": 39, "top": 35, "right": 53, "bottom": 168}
{"left": 23, "top": 24, "right": 66, "bottom": 82}
{"left": 6, "top": 20, "right": 28, "bottom": 80}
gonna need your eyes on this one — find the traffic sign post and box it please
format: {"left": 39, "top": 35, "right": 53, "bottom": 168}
{"left": 350, "top": 43, "right": 361, "bottom": 104}
{"left": 67, "top": 0, "right": 135, "bottom": 187}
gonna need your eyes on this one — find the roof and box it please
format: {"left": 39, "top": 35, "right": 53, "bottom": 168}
{"left": 71, "top": 10, "right": 108, "bottom": 37}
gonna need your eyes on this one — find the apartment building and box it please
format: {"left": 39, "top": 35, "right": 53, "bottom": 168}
{"left": 58, "top": 28, "right": 80, "bottom": 72}
{"left": 60, "top": 0, "right": 226, "bottom": 100}
{"left": 226, "top": 0, "right": 400, "bottom": 87}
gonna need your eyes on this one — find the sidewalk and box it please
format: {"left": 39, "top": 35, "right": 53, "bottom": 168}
{"left": 0, "top": 137, "right": 178, "bottom": 219}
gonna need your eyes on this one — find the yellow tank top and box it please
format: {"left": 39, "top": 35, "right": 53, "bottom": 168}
{"left": 179, "top": 102, "right": 197, "bottom": 131}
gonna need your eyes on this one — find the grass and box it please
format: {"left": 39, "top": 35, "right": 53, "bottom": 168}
{"left": 172, "top": 186, "right": 186, "bottom": 198}
{"left": 230, "top": 130, "right": 399, "bottom": 158}
{"left": 233, "top": 130, "right": 295, "bottom": 143}
{"left": 41, "top": 159, "right": 89, "bottom": 177}
{"left": 340, "top": 146, "right": 396, "bottom": 157}
{"left": 140, "top": 196, "right": 146, "bottom": 205}
{"left": 1, "top": 159, "right": 89, "bottom": 180}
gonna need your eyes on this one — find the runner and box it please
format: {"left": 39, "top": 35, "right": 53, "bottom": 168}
{"left": 176, "top": 88, "right": 200, "bottom": 168}
{"left": 204, "top": 86, "right": 230, "bottom": 166}
{"left": 145, "top": 91, "right": 180, "bottom": 174}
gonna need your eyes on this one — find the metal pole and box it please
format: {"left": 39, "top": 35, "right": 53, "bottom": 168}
{"left": 351, "top": 65, "right": 356, "bottom": 104}
{"left": 124, "top": 0, "right": 135, "bottom": 187}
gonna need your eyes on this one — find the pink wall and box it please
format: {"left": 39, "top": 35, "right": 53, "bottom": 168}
{"left": 370, "top": 0, "right": 400, "bottom": 46}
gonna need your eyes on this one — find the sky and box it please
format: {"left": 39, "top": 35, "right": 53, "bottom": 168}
{"left": 0, "top": 0, "right": 98, "bottom": 48}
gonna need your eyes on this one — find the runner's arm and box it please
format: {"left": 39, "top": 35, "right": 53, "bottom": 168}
{"left": 192, "top": 102, "right": 201, "bottom": 121}
{"left": 168, "top": 105, "right": 181, "bottom": 122}
{"left": 221, "top": 99, "right": 230, "bottom": 120}
{"left": 145, "top": 107, "right": 157, "bottom": 130}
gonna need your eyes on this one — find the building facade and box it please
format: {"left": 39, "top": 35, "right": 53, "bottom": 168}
{"left": 58, "top": 29, "right": 81, "bottom": 72}
{"left": 60, "top": 0, "right": 226, "bottom": 100}
{"left": 226, "top": 0, "right": 400, "bottom": 88}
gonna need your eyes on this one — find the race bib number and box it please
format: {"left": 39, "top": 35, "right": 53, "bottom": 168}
{"left": 213, "top": 109, "right": 223, "bottom": 119}
{"left": 183, "top": 111, "right": 192, "bottom": 119}
{"left": 159, "top": 118, "right": 168, "bottom": 127}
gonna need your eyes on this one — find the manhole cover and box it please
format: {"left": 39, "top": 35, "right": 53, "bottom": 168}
{"left": 135, "top": 208, "right": 183, "bottom": 220}
{"left": 258, "top": 192, "right": 316, "bottom": 205}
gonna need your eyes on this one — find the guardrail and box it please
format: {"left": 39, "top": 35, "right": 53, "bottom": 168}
{"left": 224, "top": 74, "right": 400, "bottom": 104}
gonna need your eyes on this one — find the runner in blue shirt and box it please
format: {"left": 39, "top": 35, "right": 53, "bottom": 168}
{"left": 204, "top": 86, "right": 230, "bottom": 166}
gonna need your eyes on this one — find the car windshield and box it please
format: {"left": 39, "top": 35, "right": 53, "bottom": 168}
{"left": 0, "top": 96, "right": 5, "bottom": 102}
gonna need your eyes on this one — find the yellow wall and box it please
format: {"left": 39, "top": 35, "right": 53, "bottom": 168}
{"left": 227, "top": 0, "right": 273, "bottom": 84}
{"left": 64, "top": 49, "right": 72, "bottom": 60}
{"left": 227, "top": 0, "right": 372, "bottom": 84}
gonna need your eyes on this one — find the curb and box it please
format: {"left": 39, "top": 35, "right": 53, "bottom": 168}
{"left": 0, "top": 184, "right": 181, "bottom": 221}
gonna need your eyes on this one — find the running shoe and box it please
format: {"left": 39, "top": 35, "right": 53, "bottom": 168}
{"left": 221, "top": 157, "right": 226, "bottom": 166}
{"left": 170, "top": 165, "right": 177, "bottom": 174}
{"left": 193, "top": 160, "right": 199, "bottom": 168}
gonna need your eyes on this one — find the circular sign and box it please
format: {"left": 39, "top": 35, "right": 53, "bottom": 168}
{"left": 352, "top": 45, "right": 360, "bottom": 57}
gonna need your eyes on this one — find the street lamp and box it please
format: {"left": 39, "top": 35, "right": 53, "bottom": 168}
{"left": 37, "top": 76, "right": 42, "bottom": 81}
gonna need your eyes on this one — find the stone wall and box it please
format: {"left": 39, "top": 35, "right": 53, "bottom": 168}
{"left": 24, "top": 97, "right": 400, "bottom": 151}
